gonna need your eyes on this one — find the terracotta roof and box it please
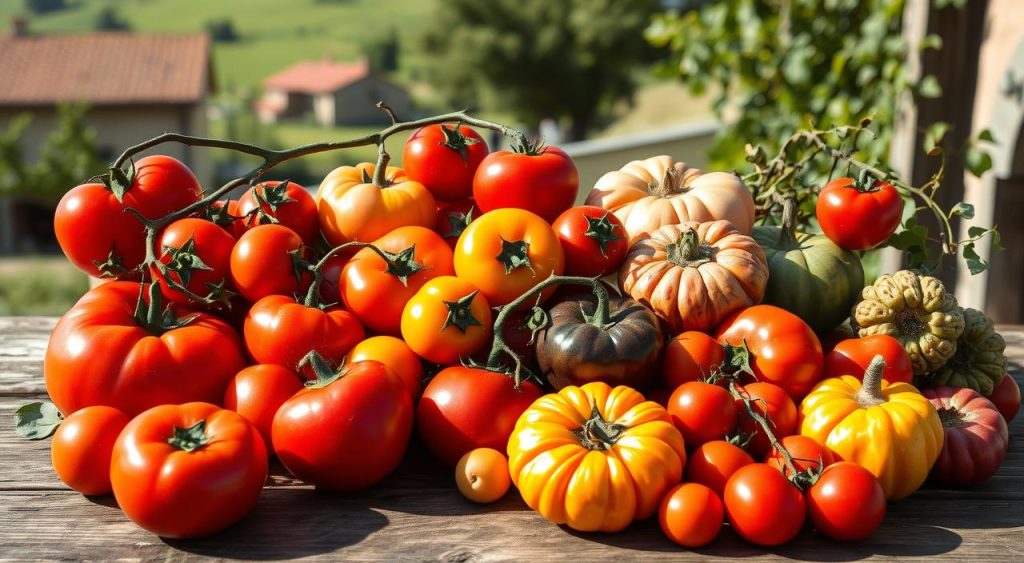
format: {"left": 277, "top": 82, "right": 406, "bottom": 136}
{"left": 0, "top": 33, "right": 210, "bottom": 106}
{"left": 263, "top": 59, "right": 370, "bottom": 95}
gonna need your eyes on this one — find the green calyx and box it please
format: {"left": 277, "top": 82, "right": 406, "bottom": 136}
{"left": 92, "top": 248, "right": 133, "bottom": 278}
{"left": 160, "top": 235, "right": 213, "bottom": 288}
{"left": 133, "top": 281, "right": 198, "bottom": 334}
{"left": 439, "top": 123, "right": 479, "bottom": 163}
{"left": 511, "top": 136, "right": 546, "bottom": 156}
{"left": 254, "top": 181, "right": 296, "bottom": 212}
{"left": 583, "top": 213, "right": 621, "bottom": 257}
{"left": 442, "top": 206, "right": 475, "bottom": 241}
{"left": 381, "top": 244, "right": 428, "bottom": 287}
{"left": 167, "top": 420, "right": 209, "bottom": 452}
{"left": 496, "top": 237, "right": 533, "bottom": 274}
{"left": 442, "top": 290, "right": 483, "bottom": 333}
{"left": 102, "top": 158, "right": 136, "bottom": 203}
{"left": 573, "top": 404, "right": 626, "bottom": 451}
{"left": 299, "top": 350, "right": 345, "bottom": 389}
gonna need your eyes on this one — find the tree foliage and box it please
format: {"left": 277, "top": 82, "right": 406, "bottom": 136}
{"left": 0, "top": 104, "right": 104, "bottom": 203}
{"left": 420, "top": 0, "right": 663, "bottom": 140}
{"left": 646, "top": 0, "right": 942, "bottom": 169}
{"left": 364, "top": 28, "right": 400, "bottom": 74}
{"left": 95, "top": 5, "right": 131, "bottom": 31}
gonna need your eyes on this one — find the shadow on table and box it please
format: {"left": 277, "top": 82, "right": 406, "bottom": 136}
{"left": 162, "top": 489, "right": 388, "bottom": 560}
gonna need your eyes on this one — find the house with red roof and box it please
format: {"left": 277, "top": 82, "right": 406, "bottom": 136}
{"left": 256, "top": 58, "right": 411, "bottom": 126}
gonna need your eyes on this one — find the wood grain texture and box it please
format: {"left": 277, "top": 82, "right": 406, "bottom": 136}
{"left": 1, "top": 317, "right": 1022, "bottom": 560}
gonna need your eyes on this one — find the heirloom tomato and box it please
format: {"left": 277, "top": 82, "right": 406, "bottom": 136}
{"left": 153, "top": 217, "right": 235, "bottom": 305}
{"left": 223, "top": 364, "right": 305, "bottom": 452}
{"left": 237, "top": 180, "right": 319, "bottom": 245}
{"left": 348, "top": 336, "right": 424, "bottom": 400}
{"left": 418, "top": 366, "right": 541, "bottom": 467}
{"left": 816, "top": 177, "right": 903, "bottom": 250}
{"left": 685, "top": 440, "right": 755, "bottom": 496}
{"left": 551, "top": 206, "right": 627, "bottom": 277}
{"left": 473, "top": 146, "right": 579, "bottom": 223}
{"left": 716, "top": 304, "right": 824, "bottom": 399}
{"left": 990, "top": 374, "right": 1020, "bottom": 422}
{"left": 403, "top": 123, "right": 488, "bottom": 202}
{"left": 230, "top": 224, "right": 310, "bottom": 303}
{"left": 659, "top": 483, "right": 724, "bottom": 548}
{"left": 924, "top": 386, "right": 1008, "bottom": 487}
{"left": 823, "top": 334, "right": 913, "bottom": 384}
{"left": 50, "top": 405, "right": 130, "bottom": 496}
{"left": 666, "top": 381, "right": 737, "bottom": 446}
{"left": 272, "top": 360, "right": 413, "bottom": 491}
{"left": 724, "top": 463, "right": 806, "bottom": 546}
{"left": 453, "top": 208, "right": 564, "bottom": 307}
{"left": 55, "top": 155, "right": 202, "bottom": 278}
{"left": 45, "top": 282, "right": 247, "bottom": 416}
{"left": 806, "top": 462, "right": 887, "bottom": 541}
{"left": 316, "top": 162, "right": 437, "bottom": 245}
{"left": 400, "top": 276, "right": 492, "bottom": 365}
{"left": 455, "top": 447, "right": 511, "bottom": 504}
{"left": 340, "top": 226, "right": 454, "bottom": 335}
{"left": 663, "top": 331, "right": 726, "bottom": 389}
{"left": 243, "top": 294, "right": 364, "bottom": 375}
{"left": 110, "top": 402, "right": 267, "bottom": 538}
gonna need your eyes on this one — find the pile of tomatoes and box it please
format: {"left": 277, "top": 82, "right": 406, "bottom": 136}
{"left": 21, "top": 117, "right": 1021, "bottom": 548}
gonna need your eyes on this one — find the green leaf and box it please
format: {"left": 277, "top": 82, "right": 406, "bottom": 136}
{"left": 924, "top": 121, "right": 950, "bottom": 154}
{"left": 15, "top": 402, "right": 62, "bottom": 440}
{"left": 977, "top": 129, "right": 996, "bottom": 143}
{"left": 918, "top": 75, "right": 943, "bottom": 98}
{"left": 950, "top": 202, "right": 975, "bottom": 220}
{"left": 919, "top": 34, "right": 943, "bottom": 51}
{"left": 962, "top": 242, "right": 989, "bottom": 274}
{"left": 965, "top": 146, "right": 993, "bottom": 177}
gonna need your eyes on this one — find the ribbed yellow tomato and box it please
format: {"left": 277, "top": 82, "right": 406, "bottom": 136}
{"left": 507, "top": 382, "right": 686, "bottom": 532}
{"left": 799, "top": 355, "right": 943, "bottom": 500}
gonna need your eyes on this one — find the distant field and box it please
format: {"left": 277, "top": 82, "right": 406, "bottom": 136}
{"left": 0, "top": 257, "right": 88, "bottom": 316}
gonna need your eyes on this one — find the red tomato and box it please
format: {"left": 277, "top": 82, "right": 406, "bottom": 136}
{"left": 724, "top": 463, "right": 806, "bottom": 546}
{"left": 243, "top": 295, "right": 364, "bottom": 376}
{"left": 735, "top": 382, "right": 798, "bottom": 457}
{"left": 816, "top": 177, "right": 903, "bottom": 250}
{"left": 348, "top": 336, "right": 424, "bottom": 400}
{"left": 659, "top": 482, "right": 724, "bottom": 548}
{"left": 663, "top": 331, "right": 726, "bottom": 389}
{"left": 45, "top": 282, "right": 248, "bottom": 416}
{"left": 340, "top": 226, "right": 455, "bottom": 336}
{"left": 820, "top": 323, "right": 856, "bottom": 353}
{"left": 272, "top": 360, "right": 413, "bottom": 491}
{"left": 765, "top": 435, "right": 836, "bottom": 478}
{"left": 316, "top": 253, "right": 348, "bottom": 305}
{"left": 50, "top": 406, "right": 130, "bottom": 496}
{"left": 551, "top": 206, "right": 628, "bottom": 277}
{"left": 153, "top": 218, "right": 236, "bottom": 305}
{"left": 685, "top": 440, "right": 755, "bottom": 496}
{"left": 230, "top": 224, "right": 310, "bottom": 303}
{"left": 435, "top": 198, "right": 476, "bottom": 249}
{"left": 715, "top": 305, "right": 824, "bottom": 399}
{"left": 473, "top": 146, "right": 579, "bottom": 223}
{"left": 403, "top": 124, "right": 489, "bottom": 202}
{"left": 823, "top": 335, "right": 913, "bottom": 384}
{"left": 990, "top": 374, "right": 1020, "bottom": 423}
{"left": 110, "top": 402, "right": 267, "bottom": 538}
{"left": 208, "top": 199, "right": 246, "bottom": 238}
{"left": 806, "top": 462, "right": 887, "bottom": 541}
{"left": 54, "top": 155, "right": 203, "bottom": 278}
{"left": 924, "top": 386, "right": 1009, "bottom": 487}
{"left": 237, "top": 180, "right": 320, "bottom": 245}
{"left": 223, "top": 364, "right": 304, "bottom": 452}
{"left": 667, "top": 382, "right": 737, "bottom": 447}
{"left": 417, "top": 366, "right": 542, "bottom": 467}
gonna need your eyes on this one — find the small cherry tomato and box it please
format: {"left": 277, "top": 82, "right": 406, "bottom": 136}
{"left": 724, "top": 463, "right": 806, "bottom": 546}
{"left": 663, "top": 331, "right": 726, "bottom": 389}
{"left": 403, "top": 124, "right": 489, "bottom": 202}
{"left": 153, "top": 217, "right": 236, "bottom": 305}
{"left": 823, "top": 335, "right": 913, "bottom": 384}
{"left": 816, "top": 177, "right": 904, "bottom": 250}
{"left": 455, "top": 447, "right": 511, "bottom": 504}
{"left": 223, "top": 364, "right": 304, "bottom": 453}
{"left": 667, "top": 382, "right": 737, "bottom": 447}
{"left": 551, "top": 206, "right": 628, "bottom": 277}
{"left": 806, "top": 462, "right": 887, "bottom": 541}
{"left": 685, "top": 440, "right": 755, "bottom": 496}
{"left": 735, "top": 382, "right": 798, "bottom": 457}
{"left": 51, "top": 406, "right": 130, "bottom": 496}
{"left": 348, "top": 336, "right": 424, "bottom": 400}
{"left": 659, "top": 482, "right": 724, "bottom": 548}
{"left": 473, "top": 146, "right": 579, "bottom": 224}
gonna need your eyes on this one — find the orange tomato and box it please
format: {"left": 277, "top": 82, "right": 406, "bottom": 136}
{"left": 348, "top": 336, "right": 424, "bottom": 400}
{"left": 316, "top": 162, "right": 437, "bottom": 245}
{"left": 453, "top": 208, "right": 564, "bottom": 307}
{"left": 659, "top": 483, "right": 724, "bottom": 548}
{"left": 663, "top": 331, "right": 726, "bottom": 389}
{"left": 340, "top": 226, "right": 454, "bottom": 336}
{"left": 51, "top": 405, "right": 130, "bottom": 495}
{"left": 401, "top": 276, "right": 493, "bottom": 364}
{"left": 455, "top": 447, "right": 511, "bottom": 503}
{"left": 223, "top": 364, "right": 304, "bottom": 452}
{"left": 764, "top": 435, "right": 836, "bottom": 478}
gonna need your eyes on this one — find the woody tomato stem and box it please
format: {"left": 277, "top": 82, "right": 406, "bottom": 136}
{"left": 302, "top": 241, "right": 405, "bottom": 308}
{"left": 728, "top": 380, "right": 804, "bottom": 488}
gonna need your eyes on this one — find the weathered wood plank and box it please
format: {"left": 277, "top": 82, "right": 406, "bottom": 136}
{"left": 0, "top": 317, "right": 53, "bottom": 396}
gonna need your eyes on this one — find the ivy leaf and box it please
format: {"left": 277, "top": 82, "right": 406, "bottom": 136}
{"left": 977, "top": 129, "right": 996, "bottom": 143}
{"left": 15, "top": 402, "right": 63, "bottom": 440}
{"left": 962, "top": 242, "right": 989, "bottom": 275}
{"left": 924, "top": 121, "right": 949, "bottom": 155}
{"left": 918, "top": 75, "right": 943, "bottom": 99}
{"left": 950, "top": 201, "right": 975, "bottom": 220}
{"left": 965, "top": 146, "right": 993, "bottom": 178}
{"left": 918, "top": 34, "right": 943, "bottom": 51}
{"left": 885, "top": 220, "right": 928, "bottom": 252}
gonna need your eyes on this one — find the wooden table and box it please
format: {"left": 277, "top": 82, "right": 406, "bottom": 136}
{"left": 1, "top": 317, "right": 1022, "bottom": 561}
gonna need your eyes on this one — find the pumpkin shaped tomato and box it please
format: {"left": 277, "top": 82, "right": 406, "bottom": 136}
{"left": 507, "top": 382, "right": 686, "bottom": 533}
{"left": 620, "top": 221, "right": 768, "bottom": 334}
{"left": 799, "top": 356, "right": 944, "bottom": 499}
{"left": 316, "top": 162, "right": 437, "bottom": 245}
{"left": 923, "top": 386, "right": 1008, "bottom": 487}
{"left": 453, "top": 208, "right": 564, "bottom": 307}
{"left": 585, "top": 156, "right": 755, "bottom": 243}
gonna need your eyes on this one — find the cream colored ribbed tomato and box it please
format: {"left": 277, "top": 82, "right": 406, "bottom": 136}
{"left": 584, "top": 156, "right": 755, "bottom": 243}
{"left": 619, "top": 220, "right": 768, "bottom": 334}
{"left": 507, "top": 382, "right": 686, "bottom": 533}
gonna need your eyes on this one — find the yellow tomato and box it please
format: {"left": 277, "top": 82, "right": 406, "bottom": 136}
{"left": 507, "top": 382, "right": 686, "bottom": 532}
{"left": 799, "top": 356, "right": 943, "bottom": 499}
{"left": 455, "top": 448, "right": 511, "bottom": 504}
{"left": 316, "top": 162, "right": 437, "bottom": 245}
{"left": 400, "top": 276, "right": 492, "bottom": 365}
